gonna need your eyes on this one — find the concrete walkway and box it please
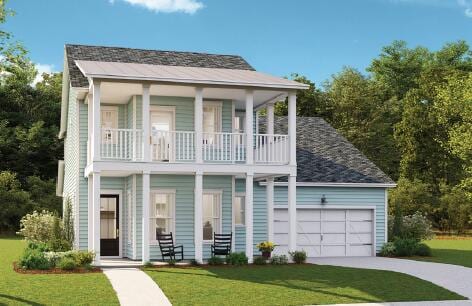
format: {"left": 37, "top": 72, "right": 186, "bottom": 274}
{"left": 103, "top": 267, "right": 172, "bottom": 306}
{"left": 322, "top": 301, "right": 472, "bottom": 306}
{"left": 309, "top": 257, "right": 472, "bottom": 301}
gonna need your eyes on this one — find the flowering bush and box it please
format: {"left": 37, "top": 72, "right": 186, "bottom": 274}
{"left": 256, "top": 241, "right": 275, "bottom": 253}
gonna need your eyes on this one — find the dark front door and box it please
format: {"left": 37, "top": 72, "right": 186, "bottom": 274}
{"left": 100, "top": 194, "right": 119, "bottom": 256}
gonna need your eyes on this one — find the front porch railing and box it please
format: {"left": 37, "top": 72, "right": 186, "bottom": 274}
{"left": 98, "top": 129, "right": 289, "bottom": 164}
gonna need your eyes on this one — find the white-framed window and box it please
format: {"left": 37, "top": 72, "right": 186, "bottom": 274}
{"left": 203, "top": 190, "right": 222, "bottom": 241}
{"left": 127, "top": 190, "right": 133, "bottom": 245}
{"left": 149, "top": 189, "right": 175, "bottom": 244}
{"left": 101, "top": 106, "right": 118, "bottom": 143}
{"left": 233, "top": 112, "right": 245, "bottom": 133}
{"left": 234, "top": 193, "right": 245, "bottom": 226}
{"left": 203, "top": 102, "right": 222, "bottom": 145}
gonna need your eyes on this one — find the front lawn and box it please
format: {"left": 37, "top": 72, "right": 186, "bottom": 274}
{"left": 144, "top": 265, "right": 464, "bottom": 306}
{"left": 414, "top": 238, "right": 472, "bottom": 268}
{"left": 0, "top": 236, "right": 119, "bottom": 305}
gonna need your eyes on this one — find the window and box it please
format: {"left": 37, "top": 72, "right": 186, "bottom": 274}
{"left": 203, "top": 102, "right": 222, "bottom": 145}
{"left": 203, "top": 191, "right": 222, "bottom": 241}
{"left": 150, "top": 190, "right": 175, "bottom": 243}
{"left": 233, "top": 112, "right": 245, "bottom": 133}
{"left": 101, "top": 106, "right": 118, "bottom": 143}
{"left": 127, "top": 191, "right": 133, "bottom": 245}
{"left": 234, "top": 194, "right": 245, "bottom": 226}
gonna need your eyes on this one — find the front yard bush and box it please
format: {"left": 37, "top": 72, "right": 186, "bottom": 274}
{"left": 253, "top": 256, "right": 267, "bottom": 265}
{"left": 226, "top": 252, "right": 248, "bottom": 265}
{"left": 388, "top": 211, "right": 434, "bottom": 242}
{"left": 58, "top": 257, "right": 77, "bottom": 271}
{"left": 18, "top": 247, "right": 52, "bottom": 270}
{"left": 415, "top": 243, "right": 432, "bottom": 256}
{"left": 208, "top": 256, "right": 225, "bottom": 265}
{"left": 73, "top": 250, "right": 94, "bottom": 266}
{"left": 269, "top": 255, "right": 288, "bottom": 265}
{"left": 379, "top": 242, "right": 396, "bottom": 257}
{"left": 289, "top": 250, "right": 307, "bottom": 264}
{"left": 393, "top": 238, "right": 418, "bottom": 257}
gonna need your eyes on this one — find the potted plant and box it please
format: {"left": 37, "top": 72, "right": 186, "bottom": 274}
{"left": 257, "top": 241, "right": 275, "bottom": 259}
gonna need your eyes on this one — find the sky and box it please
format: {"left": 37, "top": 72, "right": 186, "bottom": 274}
{"left": 4, "top": 0, "right": 472, "bottom": 86}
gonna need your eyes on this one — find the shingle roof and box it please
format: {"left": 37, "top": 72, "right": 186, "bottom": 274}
{"left": 259, "top": 117, "right": 394, "bottom": 184}
{"left": 65, "top": 44, "right": 255, "bottom": 88}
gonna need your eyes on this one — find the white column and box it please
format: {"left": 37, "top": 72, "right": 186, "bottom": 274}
{"left": 194, "top": 171, "right": 203, "bottom": 263}
{"left": 142, "top": 171, "right": 150, "bottom": 263}
{"left": 142, "top": 84, "right": 151, "bottom": 162}
{"left": 288, "top": 91, "right": 297, "bottom": 166}
{"left": 245, "top": 172, "right": 254, "bottom": 263}
{"left": 266, "top": 177, "right": 274, "bottom": 242}
{"left": 267, "top": 103, "right": 274, "bottom": 135}
{"left": 194, "top": 87, "right": 203, "bottom": 163}
{"left": 288, "top": 175, "right": 297, "bottom": 252}
{"left": 245, "top": 90, "right": 254, "bottom": 164}
{"left": 91, "top": 81, "right": 101, "bottom": 161}
{"left": 91, "top": 171, "right": 101, "bottom": 265}
{"left": 87, "top": 176, "right": 93, "bottom": 251}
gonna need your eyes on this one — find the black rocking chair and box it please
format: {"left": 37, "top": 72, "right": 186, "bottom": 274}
{"left": 211, "top": 232, "right": 232, "bottom": 257}
{"left": 156, "top": 232, "right": 184, "bottom": 262}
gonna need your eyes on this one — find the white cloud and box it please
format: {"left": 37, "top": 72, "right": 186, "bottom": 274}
{"left": 116, "top": 0, "right": 204, "bottom": 14}
{"left": 458, "top": 0, "right": 472, "bottom": 17}
{"left": 33, "top": 63, "right": 55, "bottom": 85}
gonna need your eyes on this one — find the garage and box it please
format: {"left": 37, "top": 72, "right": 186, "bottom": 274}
{"left": 273, "top": 208, "right": 375, "bottom": 257}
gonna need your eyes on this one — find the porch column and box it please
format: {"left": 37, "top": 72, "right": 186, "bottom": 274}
{"left": 142, "top": 171, "right": 150, "bottom": 263}
{"left": 194, "top": 171, "right": 203, "bottom": 263}
{"left": 142, "top": 84, "right": 151, "bottom": 162}
{"left": 288, "top": 92, "right": 297, "bottom": 166}
{"left": 288, "top": 175, "right": 297, "bottom": 252}
{"left": 267, "top": 102, "right": 274, "bottom": 135}
{"left": 194, "top": 87, "right": 203, "bottom": 164}
{"left": 91, "top": 171, "right": 101, "bottom": 265}
{"left": 87, "top": 176, "right": 93, "bottom": 250}
{"left": 91, "top": 80, "right": 101, "bottom": 161}
{"left": 245, "top": 90, "right": 254, "bottom": 164}
{"left": 266, "top": 177, "right": 274, "bottom": 242}
{"left": 245, "top": 172, "right": 254, "bottom": 263}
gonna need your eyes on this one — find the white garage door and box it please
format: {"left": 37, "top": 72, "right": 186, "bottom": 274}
{"left": 273, "top": 208, "right": 374, "bottom": 257}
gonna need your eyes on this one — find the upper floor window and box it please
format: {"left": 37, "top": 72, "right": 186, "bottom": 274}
{"left": 203, "top": 102, "right": 222, "bottom": 145}
{"left": 101, "top": 106, "right": 118, "bottom": 143}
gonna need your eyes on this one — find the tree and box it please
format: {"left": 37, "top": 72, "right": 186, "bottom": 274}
{"left": 0, "top": 171, "right": 32, "bottom": 232}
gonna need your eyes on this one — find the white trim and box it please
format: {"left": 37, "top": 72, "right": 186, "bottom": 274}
{"left": 245, "top": 173, "right": 254, "bottom": 263}
{"left": 231, "top": 176, "right": 236, "bottom": 252}
{"left": 258, "top": 182, "right": 397, "bottom": 188}
{"left": 149, "top": 188, "right": 177, "bottom": 245}
{"left": 126, "top": 189, "right": 132, "bottom": 246}
{"left": 202, "top": 189, "right": 223, "bottom": 243}
{"left": 384, "top": 189, "right": 388, "bottom": 243}
{"left": 100, "top": 189, "right": 123, "bottom": 259}
{"left": 194, "top": 172, "right": 203, "bottom": 263}
{"left": 132, "top": 174, "right": 137, "bottom": 259}
{"left": 142, "top": 171, "right": 151, "bottom": 263}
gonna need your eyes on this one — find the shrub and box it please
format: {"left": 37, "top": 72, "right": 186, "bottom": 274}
{"left": 402, "top": 212, "right": 434, "bottom": 241}
{"left": 379, "top": 242, "right": 396, "bottom": 257}
{"left": 393, "top": 238, "right": 418, "bottom": 257}
{"left": 253, "top": 256, "right": 267, "bottom": 265}
{"left": 289, "top": 250, "right": 307, "bottom": 264}
{"left": 26, "top": 241, "right": 50, "bottom": 252}
{"left": 73, "top": 251, "right": 94, "bottom": 266}
{"left": 63, "top": 197, "right": 75, "bottom": 246}
{"left": 269, "top": 255, "right": 288, "bottom": 265}
{"left": 208, "top": 256, "right": 225, "bottom": 265}
{"left": 83, "top": 263, "right": 94, "bottom": 271}
{"left": 44, "top": 251, "right": 65, "bottom": 267}
{"left": 18, "top": 248, "right": 51, "bottom": 270}
{"left": 17, "top": 211, "right": 56, "bottom": 243}
{"left": 415, "top": 243, "right": 432, "bottom": 256}
{"left": 226, "top": 252, "right": 248, "bottom": 265}
{"left": 58, "top": 257, "right": 77, "bottom": 271}
{"left": 143, "top": 261, "right": 153, "bottom": 268}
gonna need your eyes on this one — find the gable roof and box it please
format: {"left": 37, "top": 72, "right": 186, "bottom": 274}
{"left": 65, "top": 44, "right": 255, "bottom": 88}
{"left": 259, "top": 117, "right": 395, "bottom": 185}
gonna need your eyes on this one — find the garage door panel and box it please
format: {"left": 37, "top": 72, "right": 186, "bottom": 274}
{"left": 299, "top": 245, "right": 321, "bottom": 257}
{"left": 324, "top": 210, "right": 346, "bottom": 221}
{"left": 322, "top": 245, "right": 346, "bottom": 257}
{"left": 349, "top": 245, "right": 372, "bottom": 256}
{"left": 298, "top": 221, "right": 320, "bottom": 233}
{"left": 274, "top": 209, "right": 288, "bottom": 221}
{"left": 322, "top": 221, "right": 346, "bottom": 233}
{"left": 274, "top": 221, "right": 289, "bottom": 233}
{"left": 348, "top": 233, "right": 372, "bottom": 244}
{"left": 349, "top": 210, "right": 373, "bottom": 221}
{"left": 297, "top": 210, "right": 321, "bottom": 221}
{"left": 322, "top": 233, "right": 346, "bottom": 244}
{"left": 349, "top": 221, "right": 372, "bottom": 233}
{"left": 273, "top": 245, "right": 288, "bottom": 256}
{"left": 274, "top": 233, "right": 288, "bottom": 245}
{"left": 297, "top": 233, "right": 321, "bottom": 245}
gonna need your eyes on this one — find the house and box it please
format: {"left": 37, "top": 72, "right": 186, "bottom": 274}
{"left": 57, "top": 44, "right": 395, "bottom": 265}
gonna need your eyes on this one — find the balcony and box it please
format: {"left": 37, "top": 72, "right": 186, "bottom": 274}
{"left": 99, "top": 128, "right": 289, "bottom": 164}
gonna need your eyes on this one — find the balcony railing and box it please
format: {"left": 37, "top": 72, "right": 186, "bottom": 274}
{"left": 98, "top": 128, "right": 289, "bottom": 164}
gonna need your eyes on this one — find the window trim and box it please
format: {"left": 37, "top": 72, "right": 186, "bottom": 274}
{"left": 202, "top": 189, "right": 223, "bottom": 243}
{"left": 149, "top": 188, "right": 176, "bottom": 245}
{"left": 234, "top": 192, "right": 246, "bottom": 227}
{"left": 101, "top": 105, "right": 119, "bottom": 144}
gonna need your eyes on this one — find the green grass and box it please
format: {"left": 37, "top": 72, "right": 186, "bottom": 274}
{"left": 0, "top": 237, "right": 119, "bottom": 305}
{"left": 144, "top": 265, "right": 464, "bottom": 306}
{"left": 414, "top": 238, "right": 472, "bottom": 268}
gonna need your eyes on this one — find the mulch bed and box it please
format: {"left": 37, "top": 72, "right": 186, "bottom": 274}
{"left": 13, "top": 262, "right": 102, "bottom": 274}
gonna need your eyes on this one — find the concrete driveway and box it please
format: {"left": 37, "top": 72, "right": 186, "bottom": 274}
{"left": 309, "top": 257, "right": 472, "bottom": 300}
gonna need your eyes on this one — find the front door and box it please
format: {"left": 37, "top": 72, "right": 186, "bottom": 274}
{"left": 150, "top": 108, "right": 175, "bottom": 161}
{"left": 100, "top": 194, "right": 119, "bottom": 256}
